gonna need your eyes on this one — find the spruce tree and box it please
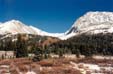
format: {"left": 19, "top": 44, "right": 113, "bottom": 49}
{"left": 16, "top": 34, "right": 28, "bottom": 58}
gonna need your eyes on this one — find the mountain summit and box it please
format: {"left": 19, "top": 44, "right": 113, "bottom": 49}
{"left": 67, "top": 11, "right": 113, "bottom": 35}
{"left": 0, "top": 20, "right": 37, "bottom": 34}
{"left": 0, "top": 20, "right": 66, "bottom": 39}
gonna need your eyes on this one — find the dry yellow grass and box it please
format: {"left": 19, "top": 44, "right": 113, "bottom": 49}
{"left": 0, "top": 57, "right": 112, "bottom": 74}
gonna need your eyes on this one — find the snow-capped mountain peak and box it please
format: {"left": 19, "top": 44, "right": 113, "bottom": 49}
{"left": 0, "top": 20, "right": 37, "bottom": 34}
{"left": 0, "top": 20, "right": 66, "bottom": 39}
{"left": 66, "top": 11, "right": 113, "bottom": 35}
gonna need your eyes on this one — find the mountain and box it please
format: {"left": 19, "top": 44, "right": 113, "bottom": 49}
{"left": 50, "top": 11, "right": 113, "bottom": 56}
{"left": 0, "top": 20, "right": 76, "bottom": 40}
{"left": 66, "top": 11, "right": 113, "bottom": 35}
{"left": 1, "top": 11, "right": 113, "bottom": 40}
{"left": 0, "top": 20, "right": 66, "bottom": 39}
{"left": 0, "top": 20, "right": 37, "bottom": 35}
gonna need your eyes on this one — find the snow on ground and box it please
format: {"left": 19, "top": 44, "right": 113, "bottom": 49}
{"left": 26, "top": 71, "right": 36, "bottom": 74}
{"left": 93, "top": 55, "right": 113, "bottom": 60}
{"left": 83, "top": 63, "right": 100, "bottom": 71}
{"left": 70, "top": 61, "right": 113, "bottom": 74}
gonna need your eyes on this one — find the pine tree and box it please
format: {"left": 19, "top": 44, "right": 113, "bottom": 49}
{"left": 16, "top": 34, "right": 28, "bottom": 58}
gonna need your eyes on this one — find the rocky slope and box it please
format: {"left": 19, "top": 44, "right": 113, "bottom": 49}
{"left": 66, "top": 11, "right": 113, "bottom": 35}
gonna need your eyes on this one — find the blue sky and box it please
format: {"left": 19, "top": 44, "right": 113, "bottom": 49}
{"left": 0, "top": 0, "right": 113, "bottom": 33}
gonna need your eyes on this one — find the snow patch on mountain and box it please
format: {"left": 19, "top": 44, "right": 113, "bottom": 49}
{"left": 30, "top": 26, "right": 64, "bottom": 37}
{"left": 108, "top": 27, "right": 113, "bottom": 33}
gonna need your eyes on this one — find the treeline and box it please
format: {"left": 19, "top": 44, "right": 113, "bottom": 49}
{"left": 49, "top": 33, "right": 113, "bottom": 57}
{"left": 0, "top": 34, "right": 53, "bottom": 58}
{"left": 0, "top": 33, "right": 113, "bottom": 60}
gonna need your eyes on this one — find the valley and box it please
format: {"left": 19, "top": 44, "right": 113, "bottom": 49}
{"left": 0, "top": 11, "right": 113, "bottom": 74}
